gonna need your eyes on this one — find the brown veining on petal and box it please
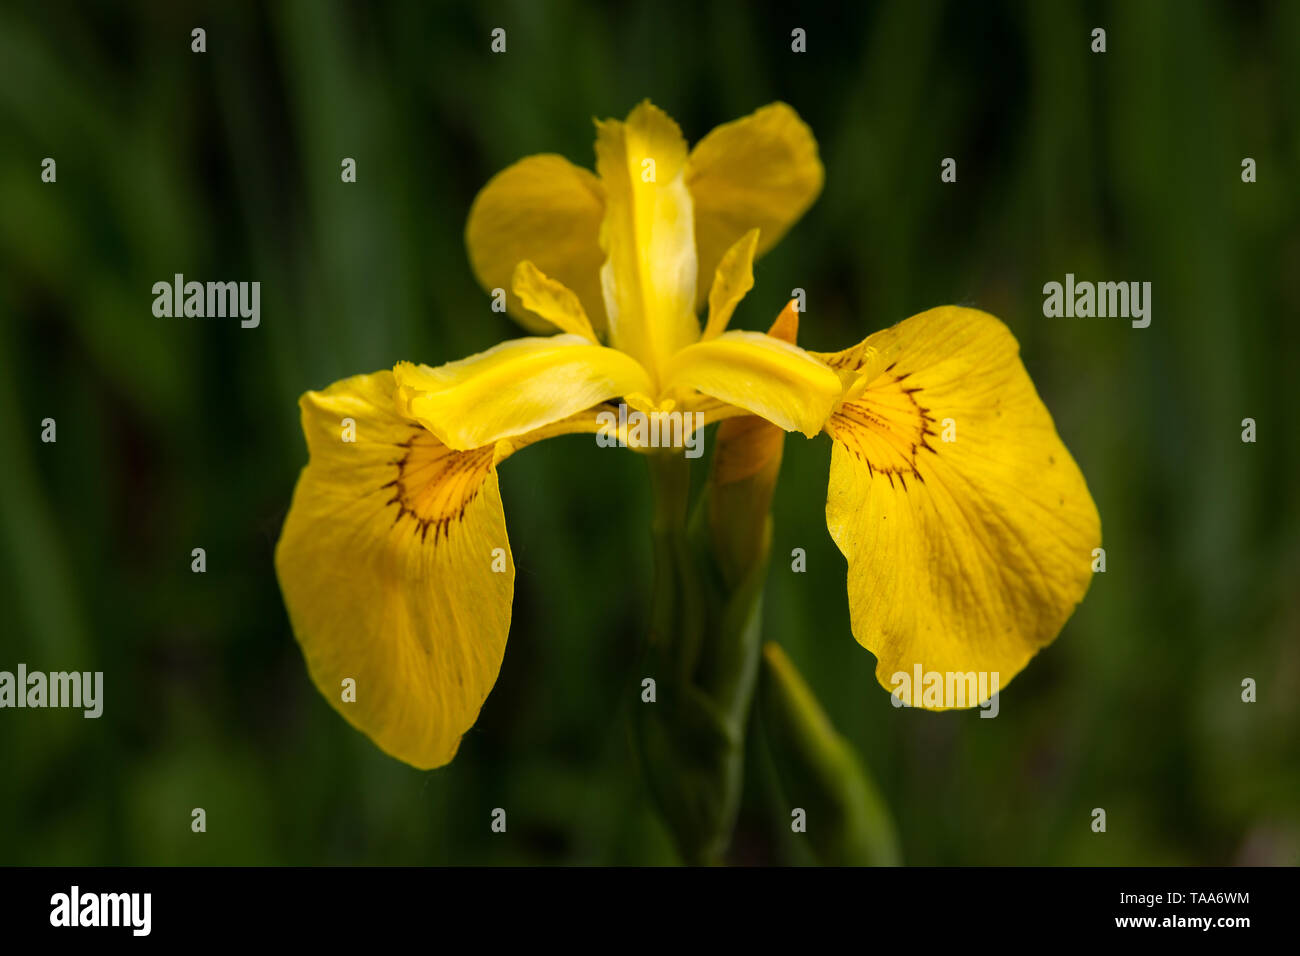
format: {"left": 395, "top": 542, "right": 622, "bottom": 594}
{"left": 381, "top": 428, "right": 495, "bottom": 541}
{"left": 825, "top": 368, "right": 936, "bottom": 488}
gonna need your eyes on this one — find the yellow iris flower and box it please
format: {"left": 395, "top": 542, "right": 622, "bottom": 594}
{"left": 275, "top": 101, "right": 1100, "bottom": 771}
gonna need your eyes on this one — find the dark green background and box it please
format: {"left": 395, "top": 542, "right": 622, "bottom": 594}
{"left": 2, "top": 0, "right": 1297, "bottom": 865}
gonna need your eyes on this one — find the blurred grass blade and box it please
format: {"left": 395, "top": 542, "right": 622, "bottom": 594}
{"left": 759, "top": 642, "right": 900, "bottom": 865}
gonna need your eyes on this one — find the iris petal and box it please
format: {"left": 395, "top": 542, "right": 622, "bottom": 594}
{"left": 665, "top": 328, "right": 841, "bottom": 438}
{"left": 275, "top": 371, "right": 513, "bottom": 769}
{"left": 688, "top": 103, "right": 824, "bottom": 312}
{"left": 466, "top": 154, "right": 607, "bottom": 335}
{"left": 393, "top": 336, "right": 653, "bottom": 451}
{"left": 818, "top": 307, "right": 1101, "bottom": 704}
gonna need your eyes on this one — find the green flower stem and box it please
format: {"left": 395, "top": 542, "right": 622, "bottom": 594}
{"left": 637, "top": 434, "right": 899, "bottom": 867}
{"left": 636, "top": 448, "right": 771, "bottom": 865}
{"left": 646, "top": 450, "right": 703, "bottom": 681}
{"left": 693, "top": 503, "right": 770, "bottom": 721}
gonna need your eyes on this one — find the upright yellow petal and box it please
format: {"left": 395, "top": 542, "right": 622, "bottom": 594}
{"left": 702, "top": 228, "right": 760, "bottom": 341}
{"left": 393, "top": 335, "right": 653, "bottom": 451}
{"left": 465, "top": 154, "right": 607, "bottom": 335}
{"left": 818, "top": 307, "right": 1101, "bottom": 704}
{"left": 595, "top": 101, "right": 699, "bottom": 379}
{"left": 275, "top": 371, "right": 512, "bottom": 770}
{"left": 687, "top": 103, "right": 824, "bottom": 311}
{"left": 512, "top": 260, "right": 598, "bottom": 342}
{"left": 664, "top": 328, "right": 841, "bottom": 438}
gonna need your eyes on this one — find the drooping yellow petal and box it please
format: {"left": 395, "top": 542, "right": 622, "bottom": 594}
{"left": 702, "top": 228, "right": 760, "bottom": 341}
{"left": 512, "top": 260, "right": 598, "bottom": 342}
{"left": 465, "top": 154, "right": 607, "bottom": 335}
{"left": 393, "top": 335, "right": 653, "bottom": 451}
{"left": 687, "top": 103, "right": 824, "bottom": 311}
{"left": 595, "top": 101, "right": 699, "bottom": 379}
{"left": 274, "top": 370, "right": 512, "bottom": 770}
{"left": 818, "top": 307, "right": 1101, "bottom": 705}
{"left": 664, "top": 329, "right": 841, "bottom": 438}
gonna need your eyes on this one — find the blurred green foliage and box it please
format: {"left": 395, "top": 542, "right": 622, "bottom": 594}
{"left": 1, "top": 0, "right": 1297, "bottom": 865}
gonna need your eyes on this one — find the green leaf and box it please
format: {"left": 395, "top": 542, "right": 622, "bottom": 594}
{"left": 759, "top": 642, "right": 901, "bottom": 865}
